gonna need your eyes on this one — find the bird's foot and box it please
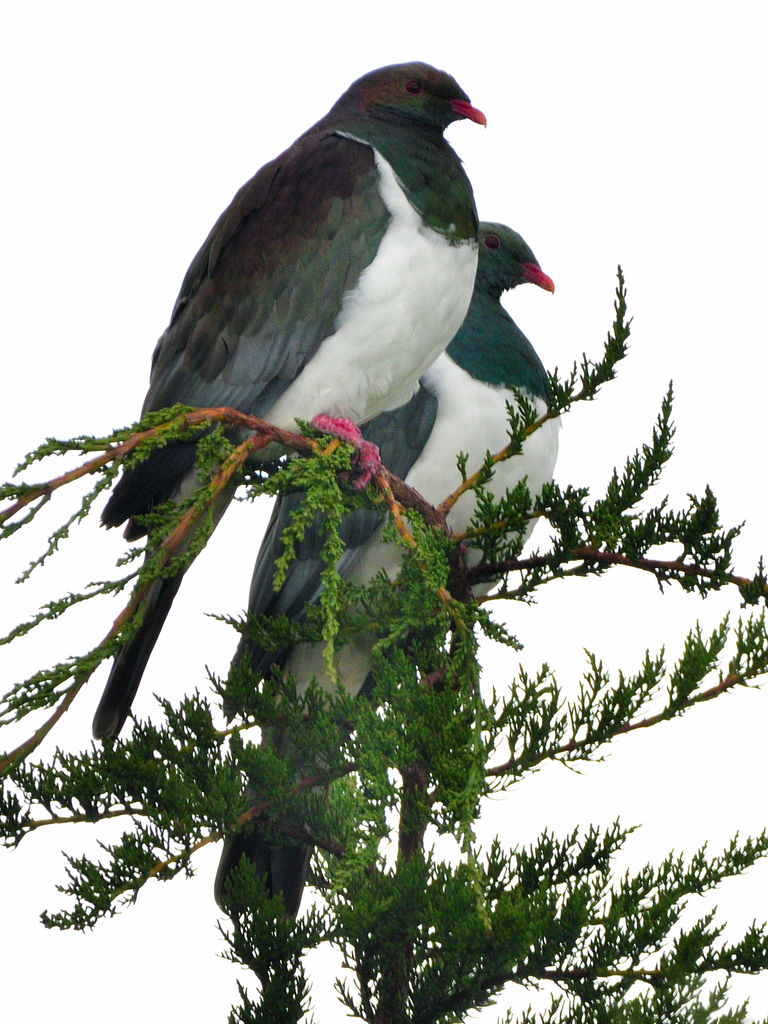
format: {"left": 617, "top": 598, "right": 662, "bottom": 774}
{"left": 348, "top": 439, "right": 381, "bottom": 489}
{"left": 311, "top": 415, "right": 364, "bottom": 447}
{"left": 311, "top": 415, "right": 381, "bottom": 490}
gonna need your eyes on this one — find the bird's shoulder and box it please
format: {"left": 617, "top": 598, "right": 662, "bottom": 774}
{"left": 142, "top": 130, "right": 392, "bottom": 415}
{"left": 169, "top": 130, "right": 383, "bottom": 328}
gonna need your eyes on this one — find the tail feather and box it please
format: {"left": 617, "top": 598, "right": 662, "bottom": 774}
{"left": 94, "top": 478, "right": 237, "bottom": 740}
{"left": 214, "top": 829, "right": 313, "bottom": 918}
{"left": 92, "top": 573, "right": 184, "bottom": 739}
{"left": 101, "top": 441, "right": 198, "bottom": 537}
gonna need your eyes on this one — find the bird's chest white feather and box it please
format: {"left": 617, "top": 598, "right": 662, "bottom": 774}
{"left": 348, "top": 355, "right": 560, "bottom": 586}
{"left": 267, "top": 152, "right": 478, "bottom": 431}
{"left": 411, "top": 357, "right": 559, "bottom": 536}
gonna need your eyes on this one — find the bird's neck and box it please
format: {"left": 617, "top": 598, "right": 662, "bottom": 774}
{"left": 447, "top": 290, "right": 551, "bottom": 402}
{"left": 338, "top": 120, "right": 478, "bottom": 243}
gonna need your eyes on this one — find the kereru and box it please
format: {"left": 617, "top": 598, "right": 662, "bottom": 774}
{"left": 214, "top": 222, "right": 559, "bottom": 915}
{"left": 93, "top": 62, "right": 485, "bottom": 740}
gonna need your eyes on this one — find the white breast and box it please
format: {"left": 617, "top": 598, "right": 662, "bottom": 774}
{"left": 267, "top": 152, "right": 478, "bottom": 431}
{"left": 413, "top": 356, "right": 560, "bottom": 538}
{"left": 346, "top": 354, "right": 561, "bottom": 587}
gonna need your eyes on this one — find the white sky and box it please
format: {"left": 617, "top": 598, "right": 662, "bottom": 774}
{"left": 1, "top": 2, "right": 767, "bottom": 1020}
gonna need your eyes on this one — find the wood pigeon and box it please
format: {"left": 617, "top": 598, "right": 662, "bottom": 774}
{"left": 93, "top": 62, "right": 485, "bottom": 740}
{"left": 214, "top": 223, "right": 559, "bottom": 915}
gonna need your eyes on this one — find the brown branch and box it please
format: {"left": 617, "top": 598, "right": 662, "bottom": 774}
{"left": 377, "top": 465, "right": 447, "bottom": 533}
{"left": 13, "top": 804, "right": 145, "bottom": 837}
{"left": 2, "top": 450, "right": 125, "bottom": 527}
{"left": 563, "top": 546, "right": 754, "bottom": 590}
{"left": 469, "top": 545, "right": 762, "bottom": 595}
{"left": 130, "top": 761, "right": 359, "bottom": 896}
{"left": 524, "top": 965, "right": 663, "bottom": 985}
{"left": 421, "top": 668, "right": 447, "bottom": 690}
{"left": 373, "top": 470, "right": 417, "bottom": 549}
{"left": 1, "top": 412, "right": 201, "bottom": 526}
{"left": 0, "top": 680, "right": 83, "bottom": 774}
{"left": 0, "top": 407, "right": 329, "bottom": 528}
{"left": 235, "top": 762, "right": 358, "bottom": 829}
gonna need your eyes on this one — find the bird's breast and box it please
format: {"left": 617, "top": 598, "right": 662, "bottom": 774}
{"left": 408, "top": 356, "right": 560, "bottom": 539}
{"left": 265, "top": 151, "right": 478, "bottom": 431}
{"left": 343, "top": 357, "right": 560, "bottom": 591}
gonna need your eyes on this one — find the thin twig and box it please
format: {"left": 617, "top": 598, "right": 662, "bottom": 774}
{"left": 12, "top": 804, "right": 145, "bottom": 836}
{"left": 0, "top": 682, "right": 82, "bottom": 774}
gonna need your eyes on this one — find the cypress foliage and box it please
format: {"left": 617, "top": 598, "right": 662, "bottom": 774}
{"left": 2, "top": 272, "right": 768, "bottom": 1022}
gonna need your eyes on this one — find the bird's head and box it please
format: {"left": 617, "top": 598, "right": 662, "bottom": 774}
{"left": 337, "top": 62, "right": 486, "bottom": 132}
{"left": 477, "top": 222, "right": 555, "bottom": 297}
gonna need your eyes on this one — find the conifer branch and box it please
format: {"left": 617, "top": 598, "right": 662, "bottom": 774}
{"left": 0, "top": 410, "right": 450, "bottom": 770}
{"left": 0, "top": 681, "right": 82, "bottom": 774}
{"left": 118, "top": 763, "right": 356, "bottom": 899}
{"left": 471, "top": 547, "right": 764, "bottom": 599}
{"left": 486, "top": 671, "right": 746, "bottom": 778}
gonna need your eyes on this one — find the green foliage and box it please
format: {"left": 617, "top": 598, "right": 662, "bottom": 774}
{"left": 219, "top": 856, "right": 327, "bottom": 1024}
{"left": 2, "top": 271, "right": 768, "bottom": 1021}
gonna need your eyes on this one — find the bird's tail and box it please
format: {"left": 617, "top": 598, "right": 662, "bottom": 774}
{"left": 93, "top": 479, "right": 237, "bottom": 740}
{"left": 214, "top": 825, "right": 314, "bottom": 919}
{"left": 215, "top": 722, "right": 327, "bottom": 918}
{"left": 92, "top": 572, "right": 185, "bottom": 739}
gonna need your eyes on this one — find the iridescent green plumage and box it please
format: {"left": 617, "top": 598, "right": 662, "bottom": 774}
{"left": 448, "top": 223, "right": 552, "bottom": 398}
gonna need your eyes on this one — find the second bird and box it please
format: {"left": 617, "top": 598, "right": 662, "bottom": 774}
{"left": 215, "top": 222, "right": 560, "bottom": 915}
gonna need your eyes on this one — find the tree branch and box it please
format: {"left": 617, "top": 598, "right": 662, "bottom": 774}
{"left": 486, "top": 671, "right": 747, "bottom": 778}
{"left": 470, "top": 545, "right": 756, "bottom": 589}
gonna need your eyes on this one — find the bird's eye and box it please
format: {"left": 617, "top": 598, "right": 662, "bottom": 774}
{"left": 405, "top": 79, "right": 422, "bottom": 95}
{"left": 483, "top": 234, "right": 501, "bottom": 250}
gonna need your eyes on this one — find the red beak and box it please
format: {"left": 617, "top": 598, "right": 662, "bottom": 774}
{"left": 450, "top": 98, "right": 487, "bottom": 126}
{"left": 522, "top": 263, "right": 555, "bottom": 293}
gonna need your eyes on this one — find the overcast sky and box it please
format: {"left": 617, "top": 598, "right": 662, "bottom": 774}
{"left": 2, "top": 2, "right": 767, "bottom": 1020}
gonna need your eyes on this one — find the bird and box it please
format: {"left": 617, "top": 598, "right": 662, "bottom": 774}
{"left": 92, "top": 62, "right": 485, "bottom": 740}
{"left": 214, "top": 222, "right": 559, "bottom": 915}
